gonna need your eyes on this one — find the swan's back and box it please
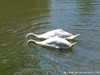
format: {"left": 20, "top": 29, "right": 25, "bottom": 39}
{"left": 38, "top": 29, "right": 62, "bottom": 38}
{"left": 41, "top": 37, "right": 71, "bottom": 46}
{"left": 43, "top": 37, "right": 75, "bottom": 49}
{"left": 27, "top": 36, "right": 76, "bottom": 49}
{"left": 39, "top": 29, "right": 72, "bottom": 38}
{"left": 26, "top": 29, "right": 76, "bottom": 39}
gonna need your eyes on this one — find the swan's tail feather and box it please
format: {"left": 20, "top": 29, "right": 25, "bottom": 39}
{"left": 72, "top": 34, "right": 80, "bottom": 39}
{"left": 74, "top": 34, "right": 80, "bottom": 38}
{"left": 67, "top": 34, "right": 80, "bottom": 40}
{"left": 70, "top": 42, "right": 77, "bottom": 47}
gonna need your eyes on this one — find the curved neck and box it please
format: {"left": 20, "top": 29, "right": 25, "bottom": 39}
{"left": 32, "top": 33, "right": 38, "bottom": 38}
{"left": 27, "top": 39, "right": 37, "bottom": 44}
{"left": 26, "top": 33, "right": 39, "bottom": 38}
{"left": 27, "top": 39, "right": 42, "bottom": 45}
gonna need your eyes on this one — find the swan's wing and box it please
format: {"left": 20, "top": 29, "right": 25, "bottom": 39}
{"left": 38, "top": 31, "right": 56, "bottom": 39}
{"left": 38, "top": 29, "right": 64, "bottom": 38}
{"left": 43, "top": 39, "right": 56, "bottom": 44}
{"left": 56, "top": 38, "right": 72, "bottom": 46}
{"left": 39, "top": 37, "right": 72, "bottom": 49}
{"left": 58, "top": 31, "right": 73, "bottom": 37}
{"left": 38, "top": 29, "right": 73, "bottom": 39}
{"left": 41, "top": 37, "right": 58, "bottom": 45}
{"left": 44, "top": 44, "right": 59, "bottom": 48}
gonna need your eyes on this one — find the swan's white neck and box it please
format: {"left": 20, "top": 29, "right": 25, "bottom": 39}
{"left": 27, "top": 39, "right": 42, "bottom": 45}
{"left": 26, "top": 33, "right": 39, "bottom": 38}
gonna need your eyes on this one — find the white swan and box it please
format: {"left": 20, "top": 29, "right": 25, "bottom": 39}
{"left": 26, "top": 29, "right": 80, "bottom": 40}
{"left": 27, "top": 36, "right": 77, "bottom": 49}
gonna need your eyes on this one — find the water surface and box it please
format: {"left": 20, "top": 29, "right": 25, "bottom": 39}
{"left": 0, "top": 0, "right": 100, "bottom": 75}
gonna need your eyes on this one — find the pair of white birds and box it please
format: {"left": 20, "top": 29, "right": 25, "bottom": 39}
{"left": 26, "top": 29, "right": 80, "bottom": 49}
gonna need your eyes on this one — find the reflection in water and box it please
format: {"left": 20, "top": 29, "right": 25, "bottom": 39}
{"left": 0, "top": 0, "right": 51, "bottom": 75}
{"left": 77, "top": 0, "right": 96, "bottom": 25}
{"left": 0, "top": 0, "right": 100, "bottom": 75}
{"left": 77, "top": 0, "right": 96, "bottom": 12}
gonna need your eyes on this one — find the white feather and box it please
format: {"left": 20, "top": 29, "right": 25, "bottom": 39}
{"left": 27, "top": 36, "right": 77, "bottom": 49}
{"left": 26, "top": 29, "right": 80, "bottom": 40}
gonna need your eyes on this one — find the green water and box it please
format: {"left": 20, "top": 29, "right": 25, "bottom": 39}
{"left": 0, "top": 0, "right": 100, "bottom": 75}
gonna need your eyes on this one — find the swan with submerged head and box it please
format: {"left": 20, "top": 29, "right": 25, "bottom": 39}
{"left": 27, "top": 36, "right": 77, "bottom": 49}
{"left": 26, "top": 29, "right": 80, "bottom": 40}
